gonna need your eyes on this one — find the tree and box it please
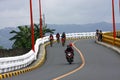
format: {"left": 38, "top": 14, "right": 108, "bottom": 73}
{"left": 34, "top": 24, "right": 55, "bottom": 39}
{"left": 42, "top": 24, "right": 55, "bottom": 36}
{"left": 10, "top": 25, "right": 31, "bottom": 48}
{"left": 10, "top": 24, "right": 55, "bottom": 48}
{"left": 0, "top": 46, "right": 3, "bottom": 49}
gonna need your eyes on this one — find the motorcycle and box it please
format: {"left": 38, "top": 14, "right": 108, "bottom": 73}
{"left": 61, "top": 38, "right": 65, "bottom": 46}
{"left": 66, "top": 52, "right": 74, "bottom": 64}
{"left": 56, "top": 37, "right": 60, "bottom": 43}
{"left": 50, "top": 37, "right": 53, "bottom": 47}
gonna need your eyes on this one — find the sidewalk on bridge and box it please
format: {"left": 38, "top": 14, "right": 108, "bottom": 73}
{"left": 30, "top": 44, "right": 46, "bottom": 67}
{"left": 95, "top": 40, "right": 120, "bottom": 54}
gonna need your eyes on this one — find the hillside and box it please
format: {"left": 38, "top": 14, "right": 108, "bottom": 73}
{"left": 0, "top": 22, "right": 120, "bottom": 49}
{"left": 0, "top": 27, "right": 18, "bottom": 49}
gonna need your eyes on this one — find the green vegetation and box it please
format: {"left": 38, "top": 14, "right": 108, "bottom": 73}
{"left": 9, "top": 24, "right": 55, "bottom": 49}
{"left": 0, "top": 46, "right": 3, "bottom": 49}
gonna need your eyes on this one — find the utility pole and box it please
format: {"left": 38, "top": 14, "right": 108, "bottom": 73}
{"left": 29, "top": 0, "right": 35, "bottom": 51}
{"left": 39, "top": 0, "right": 43, "bottom": 38}
{"left": 112, "top": 0, "right": 116, "bottom": 40}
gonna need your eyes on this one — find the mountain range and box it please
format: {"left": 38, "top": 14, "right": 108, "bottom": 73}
{"left": 0, "top": 22, "right": 120, "bottom": 49}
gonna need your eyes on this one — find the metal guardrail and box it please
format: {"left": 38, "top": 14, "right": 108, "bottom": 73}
{"left": 103, "top": 31, "right": 120, "bottom": 36}
{"left": 0, "top": 32, "right": 96, "bottom": 73}
{"left": 102, "top": 31, "right": 120, "bottom": 47}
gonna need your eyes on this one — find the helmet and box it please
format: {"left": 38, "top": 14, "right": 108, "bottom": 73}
{"left": 69, "top": 43, "right": 72, "bottom": 47}
{"left": 67, "top": 45, "right": 70, "bottom": 48}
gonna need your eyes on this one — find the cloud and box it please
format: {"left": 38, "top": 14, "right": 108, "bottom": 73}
{"left": 0, "top": 0, "right": 119, "bottom": 28}
{"left": 43, "top": 0, "right": 116, "bottom": 24}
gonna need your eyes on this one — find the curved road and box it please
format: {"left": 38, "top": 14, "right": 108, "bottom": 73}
{"left": 4, "top": 39, "right": 120, "bottom": 80}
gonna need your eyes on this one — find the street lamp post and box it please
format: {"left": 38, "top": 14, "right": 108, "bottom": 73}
{"left": 39, "top": 0, "right": 43, "bottom": 38}
{"left": 29, "top": 0, "right": 35, "bottom": 51}
{"left": 112, "top": 0, "right": 116, "bottom": 41}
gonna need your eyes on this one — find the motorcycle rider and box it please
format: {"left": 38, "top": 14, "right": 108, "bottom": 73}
{"left": 61, "top": 32, "right": 66, "bottom": 46}
{"left": 49, "top": 34, "right": 54, "bottom": 40}
{"left": 61, "top": 32, "right": 66, "bottom": 42}
{"left": 49, "top": 34, "right": 54, "bottom": 46}
{"left": 65, "top": 43, "right": 74, "bottom": 60}
{"left": 56, "top": 33, "right": 60, "bottom": 43}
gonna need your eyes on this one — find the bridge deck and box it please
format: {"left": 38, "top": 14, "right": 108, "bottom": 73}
{"left": 3, "top": 39, "right": 120, "bottom": 80}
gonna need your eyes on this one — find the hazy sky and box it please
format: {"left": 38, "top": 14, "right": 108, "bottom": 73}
{"left": 0, "top": 0, "right": 119, "bottom": 28}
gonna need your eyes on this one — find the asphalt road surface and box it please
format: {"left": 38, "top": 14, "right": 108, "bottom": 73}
{"left": 4, "top": 39, "right": 120, "bottom": 80}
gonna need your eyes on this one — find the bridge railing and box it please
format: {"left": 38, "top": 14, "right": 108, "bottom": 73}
{"left": 0, "top": 50, "right": 35, "bottom": 73}
{"left": 102, "top": 31, "right": 120, "bottom": 47}
{"left": 0, "top": 32, "right": 96, "bottom": 73}
{"left": 65, "top": 32, "right": 96, "bottom": 39}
